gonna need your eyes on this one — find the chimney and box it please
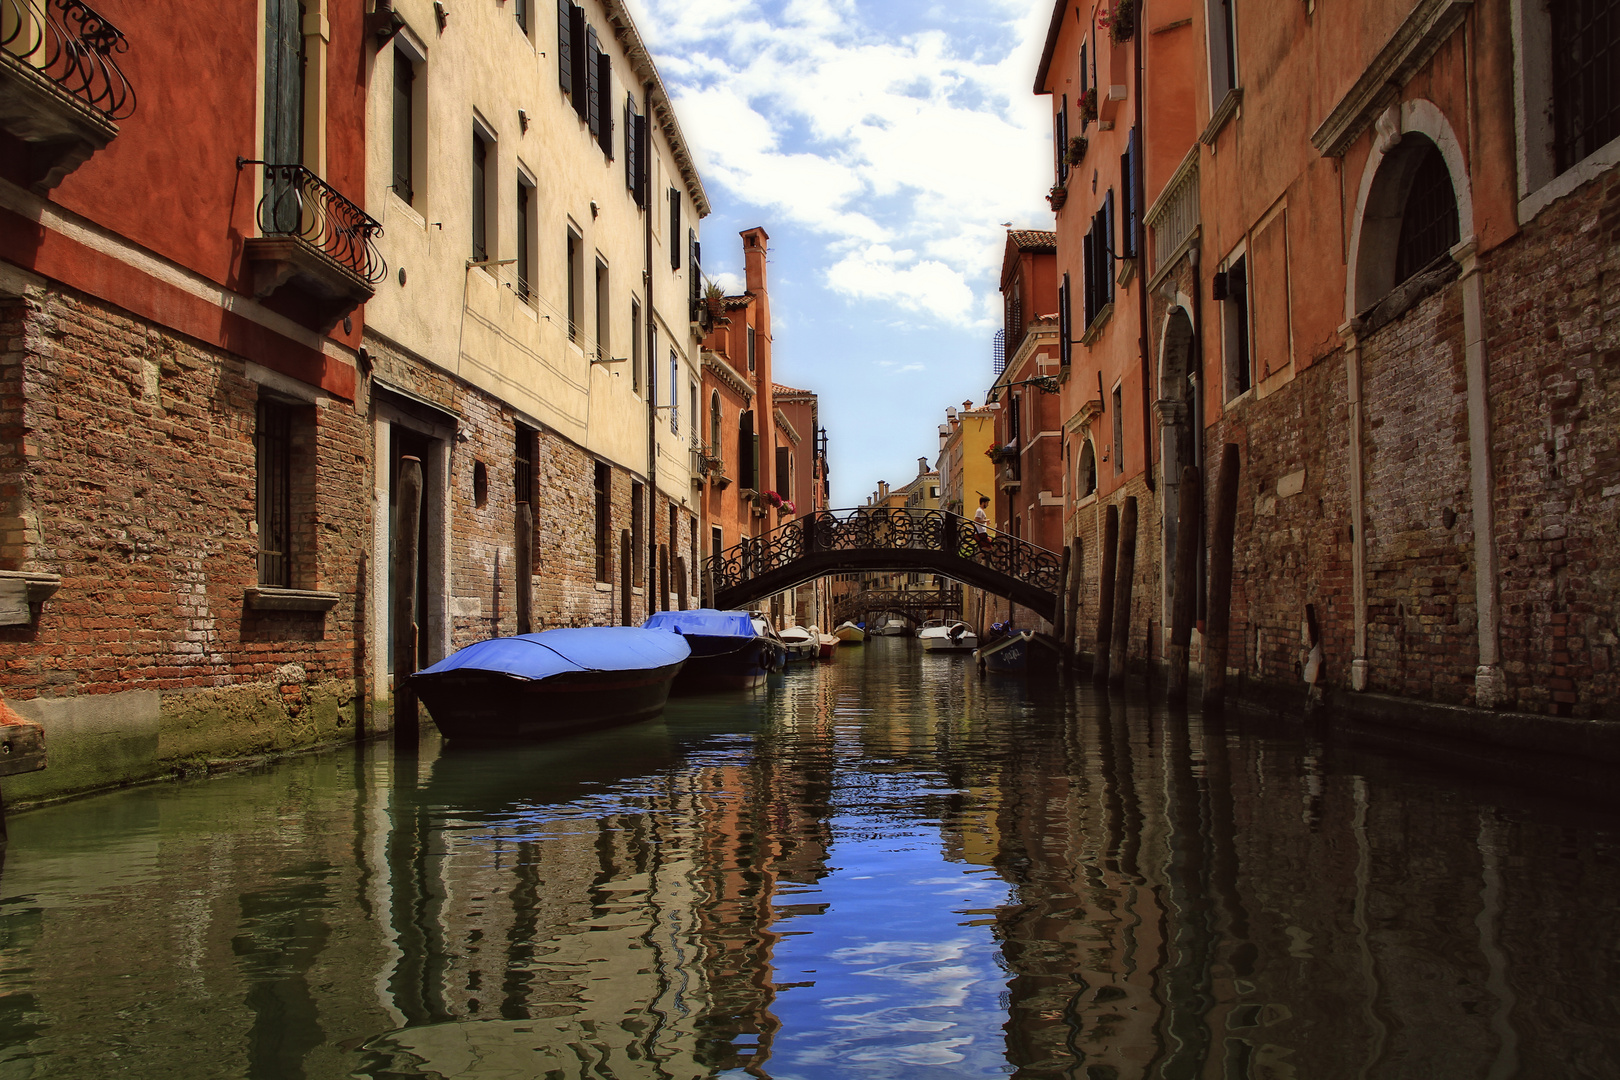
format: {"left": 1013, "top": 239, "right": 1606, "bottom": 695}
{"left": 742, "top": 227, "right": 770, "bottom": 294}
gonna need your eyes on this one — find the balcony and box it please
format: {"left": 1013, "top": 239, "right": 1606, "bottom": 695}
{"left": 0, "top": 0, "right": 134, "bottom": 190}
{"left": 238, "top": 161, "right": 386, "bottom": 332}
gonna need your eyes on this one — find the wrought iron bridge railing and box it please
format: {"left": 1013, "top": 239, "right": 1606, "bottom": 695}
{"left": 238, "top": 160, "right": 387, "bottom": 286}
{"left": 707, "top": 507, "right": 1065, "bottom": 599}
{"left": 1, "top": 0, "right": 134, "bottom": 120}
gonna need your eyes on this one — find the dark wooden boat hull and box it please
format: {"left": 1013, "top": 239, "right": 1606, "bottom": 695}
{"left": 674, "top": 635, "right": 782, "bottom": 693}
{"left": 412, "top": 662, "right": 685, "bottom": 741}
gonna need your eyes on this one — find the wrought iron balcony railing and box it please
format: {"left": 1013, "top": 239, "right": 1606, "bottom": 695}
{"left": 239, "top": 160, "right": 387, "bottom": 285}
{"left": 1, "top": 0, "right": 134, "bottom": 120}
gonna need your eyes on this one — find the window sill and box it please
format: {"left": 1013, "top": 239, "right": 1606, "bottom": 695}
{"left": 1518, "top": 133, "right": 1620, "bottom": 225}
{"left": 0, "top": 571, "right": 61, "bottom": 626}
{"left": 1080, "top": 303, "right": 1115, "bottom": 346}
{"left": 1116, "top": 257, "right": 1138, "bottom": 287}
{"left": 244, "top": 587, "right": 340, "bottom": 613}
{"left": 1200, "top": 87, "right": 1243, "bottom": 148}
{"left": 388, "top": 190, "right": 426, "bottom": 230}
{"left": 595, "top": 581, "right": 614, "bottom": 592}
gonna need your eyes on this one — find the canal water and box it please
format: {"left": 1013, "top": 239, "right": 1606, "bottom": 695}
{"left": 0, "top": 639, "right": 1616, "bottom": 1079}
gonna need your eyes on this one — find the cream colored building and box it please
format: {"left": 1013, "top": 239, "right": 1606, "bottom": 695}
{"left": 359, "top": 0, "right": 710, "bottom": 687}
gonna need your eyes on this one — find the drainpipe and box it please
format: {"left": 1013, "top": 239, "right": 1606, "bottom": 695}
{"left": 1190, "top": 241, "right": 1206, "bottom": 624}
{"left": 1136, "top": 0, "right": 1155, "bottom": 496}
{"left": 645, "top": 80, "right": 657, "bottom": 627}
{"left": 1457, "top": 238, "right": 1505, "bottom": 707}
{"left": 1341, "top": 318, "right": 1370, "bottom": 691}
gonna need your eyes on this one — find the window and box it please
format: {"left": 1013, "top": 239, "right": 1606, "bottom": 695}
{"left": 711, "top": 525, "right": 723, "bottom": 566}
{"left": 560, "top": 1, "right": 587, "bottom": 112}
{"left": 1121, "top": 128, "right": 1140, "bottom": 258}
{"left": 514, "top": 423, "right": 536, "bottom": 506}
{"left": 776, "top": 445, "right": 790, "bottom": 496}
{"left": 632, "top": 481, "right": 645, "bottom": 585}
{"left": 516, "top": 177, "right": 534, "bottom": 302}
{"left": 1207, "top": 0, "right": 1238, "bottom": 98}
{"left": 1058, "top": 272, "right": 1072, "bottom": 367}
{"left": 689, "top": 231, "right": 701, "bottom": 305}
{"left": 1055, "top": 93, "right": 1070, "bottom": 186}
{"left": 746, "top": 325, "right": 756, "bottom": 372}
{"left": 1006, "top": 280, "right": 1023, "bottom": 345}
{"left": 472, "top": 132, "right": 490, "bottom": 263}
{"left": 594, "top": 461, "right": 611, "bottom": 582}
{"left": 624, "top": 93, "right": 646, "bottom": 205}
{"left": 1552, "top": 0, "right": 1620, "bottom": 173}
{"left": 473, "top": 461, "right": 489, "bottom": 508}
{"left": 1082, "top": 195, "right": 1116, "bottom": 327}
{"left": 1009, "top": 392, "right": 1021, "bottom": 443}
{"left": 566, "top": 229, "right": 582, "bottom": 342}
{"left": 648, "top": 325, "right": 658, "bottom": 402}
{"left": 255, "top": 398, "right": 294, "bottom": 587}
{"left": 515, "top": 0, "right": 527, "bottom": 33}
{"left": 669, "top": 188, "right": 682, "bottom": 270}
{"left": 1111, "top": 385, "right": 1125, "bottom": 475}
{"left": 1394, "top": 144, "right": 1460, "bottom": 284}
{"left": 1220, "top": 252, "right": 1252, "bottom": 398}
{"left": 690, "top": 381, "right": 698, "bottom": 445}
{"left": 595, "top": 259, "right": 610, "bottom": 362}
{"left": 631, "top": 299, "right": 642, "bottom": 394}
{"left": 709, "top": 390, "right": 722, "bottom": 458}
{"left": 669, "top": 350, "right": 679, "bottom": 434}
{"left": 1078, "top": 440, "right": 1098, "bottom": 497}
{"left": 263, "top": 0, "right": 305, "bottom": 233}
{"left": 739, "top": 409, "right": 757, "bottom": 489}
{"left": 392, "top": 48, "right": 414, "bottom": 204}
{"left": 585, "top": 25, "right": 602, "bottom": 140}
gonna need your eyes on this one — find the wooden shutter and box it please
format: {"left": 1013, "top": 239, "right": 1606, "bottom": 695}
{"left": 624, "top": 95, "right": 637, "bottom": 195}
{"left": 585, "top": 25, "right": 601, "bottom": 139}
{"left": 557, "top": 0, "right": 573, "bottom": 92}
{"left": 670, "top": 189, "right": 681, "bottom": 270}
{"left": 739, "top": 410, "right": 755, "bottom": 489}
{"left": 1059, "top": 272, "right": 1071, "bottom": 367}
{"left": 1057, "top": 95, "right": 1068, "bottom": 185}
{"left": 1123, "top": 128, "right": 1140, "bottom": 258}
{"left": 597, "top": 48, "right": 613, "bottom": 159}
{"left": 690, "top": 230, "right": 700, "bottom": 301}
{"left": 1104, "top": 190, "right": 1116, "bottom": 301}
{"left": 635, "top": 111, "right": 648, "bottom": 206}
{"left": 1082, "top": 229, "right": 1096, "bottom": 326}
{"left": 570, "top": 4, "right": 587, "bottom": 116}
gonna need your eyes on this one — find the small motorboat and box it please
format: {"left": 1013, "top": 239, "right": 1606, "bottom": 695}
{"left": 642, "top": 608, "right": 785, "bottom": 692}
{"left": 919, "top": 621, "right": 978, "bottom": 653}
{"left": 975, "top": 625, "right": 1063, "bottom": 675}
{"left": 916, "top": 618, "right": 945, "bottom": 638}
{"left": 873, "top": 619, "right": 907, "bottom": 637}
{"left": 410, "top": 627, "right": 690, "bottom": 741}
{"left": 833, "top": 621, "right": 866, "bottom": 644}
{"left": 811, "top": 626, "right": 839, "bottom": 660}
{"left": 777, "top": 624, "right": 819, "bottom": 662}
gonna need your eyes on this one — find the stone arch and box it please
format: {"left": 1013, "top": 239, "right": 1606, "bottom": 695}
{"left": 1076, "top": 438, "right": 1098, "bottom": 500}
{"left": 1346, "top": 98, "right": 1474, "bottom": 321}
{"left": 1155, "top": 302, "right": 1198, "bottom": 638}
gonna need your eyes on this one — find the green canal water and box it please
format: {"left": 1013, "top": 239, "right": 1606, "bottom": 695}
{"left": 0, "top": 638, "right": 1616, "bottom": 1079}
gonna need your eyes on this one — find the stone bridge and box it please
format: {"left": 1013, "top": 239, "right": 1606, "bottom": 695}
{"left": 706, "top": 508, "right": 1064, "bottom": 622}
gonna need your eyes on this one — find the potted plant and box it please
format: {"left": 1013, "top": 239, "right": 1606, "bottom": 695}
{"left": 705, "top": 280, "right": 725, "bottom": 319}
{"left": 1065, "top": 135, "right": 1089, "bottom": 166}
{"left": 1079, "top": 87, "right": 1098, "bottom": 124}
{"left": 1048, "top": 184, "right": 1068, "bottom": 210}
{"left": 1107, "top": 0, "right": 1136, "bottom": 42}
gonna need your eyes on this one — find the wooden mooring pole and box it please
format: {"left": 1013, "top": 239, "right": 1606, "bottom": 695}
{"left": 1204, "top": 444, "right": 1242, "bottom": 711}
{"left": 1094, "top": 504, "right": 1120, "bottom": 683}
{"left": 1109, "top": 496, "right": 1139, "bottom": 687}
{"left": 676, "top": 556, "right": 689, "bottom": 611}
{"left": 658, "top": 544, "right": 670, "bottom": 614}
{"left": 393, "top": 456, "right": 423, "bottom": 749}
{"left": 1167, "top": 465, "right": 1203, "bottom": 704}
{"left": 1053, "top": 544, "right": 1071, "bottom": 645}
{"left": 1063, "top": 538, "right": 1082, "bottom": 663}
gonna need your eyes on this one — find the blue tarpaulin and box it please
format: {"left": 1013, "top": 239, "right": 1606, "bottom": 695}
{"left": 641, "top": 609, "right": 757, "bottom": 638}
{"left": 416, "top": 627, "right": 691, "bottom": 681}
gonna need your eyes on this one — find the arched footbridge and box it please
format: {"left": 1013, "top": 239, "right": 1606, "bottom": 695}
{"left": 831, "top": 588, "right": 962, "bottom": 629}
{"left": 707, "top": 508, "right": 1064, "bottom": 621}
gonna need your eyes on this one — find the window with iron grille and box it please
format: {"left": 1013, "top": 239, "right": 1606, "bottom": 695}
{"left": 516, "top": 179, "right": 532, "bottom": 302}
{"left": 256, "top": 399, "right": 293, "bottom": 588}
{"left": 392, "top": 49, "right": 414, "bottom": 204}
{"left": 514, "top": 422, "right": 536, "bottom": 507}
{"left": 594, "top": 461, "right": 611, "bottom": 582}
{"left": 1553, "top": 0, "right": 1620, "bottom": 172}
{"left": 472, "top": 134, "right": 489, "bottom": 263}
{"left": 1394, "top": 142, "right": 1460, "bottom": 285}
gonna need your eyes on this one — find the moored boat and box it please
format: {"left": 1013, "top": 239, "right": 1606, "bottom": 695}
{"left": 873, "top": 619, "right": 907, "bottom": 637}
{"left": 833, "top": 621, "right": 866, "bottom": 644}
{"left": 974, "top": 627, "right": 1062, "bottom": 674}
{"left": 919, "top": 621, "right": 978, "bottom": 653}
{"left": 812, "top": 627, "right": 839, "bottom": 660}
{"left": 642, "top": 608, "right": 785, "bottom": 692}
{"left": 777, "top": 625, "right": 818, "bottom": 662}
{"left": 410, "top": 627, "right": 690, "bottom": 741}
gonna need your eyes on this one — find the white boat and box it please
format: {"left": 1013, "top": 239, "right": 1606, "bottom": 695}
{"left": 873, "top": 619, "right": 907, "bottom": 637}
{"left": 915, "top": 619, "right": 945, "bottom": 638}
{"left": 833, "top": 621, "right": 866, "bottom": 644}
{"left": 919, "top": 621, "right": 978, "bottom": 653}
{"left": 810, "top": 626, "right": 839, "bottom": 660}
{"left": 777, "top": 624, "right": 818, "bottom": 662}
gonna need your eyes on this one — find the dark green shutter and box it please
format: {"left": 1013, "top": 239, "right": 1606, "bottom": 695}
{"left": 670, "top": 189, "right": 681, "bottom": 270}
{"left": 557, "top": 0, "right": 572, "bottom": 92}
{"left": 598, "top": 49, "right": 613, "bottom": 160}
{"left": 570, "top": 5, "right": 588, "bottom": 115}
{"left": 585, "top": 25, "right": 601, "bottom": 139}
{"left": 624, "top": 95, "right": 637, "bottom": 195}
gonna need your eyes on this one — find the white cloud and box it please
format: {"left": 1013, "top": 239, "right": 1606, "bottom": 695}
{"left": 625, "top": 0, "right": 1054, "bottom": 328}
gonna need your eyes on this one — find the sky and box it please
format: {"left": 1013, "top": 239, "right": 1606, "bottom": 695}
{"left": 622, "top": 0, "right": 1057, "bottom": 508}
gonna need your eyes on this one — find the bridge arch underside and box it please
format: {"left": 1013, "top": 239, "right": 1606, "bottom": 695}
{"left": 714, "top": 550, "right": 1058, "bottom": 623}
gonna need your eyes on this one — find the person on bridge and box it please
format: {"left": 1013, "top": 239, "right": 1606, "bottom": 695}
{"left": 973, "top": 496, "right": 991, "bottom": 553}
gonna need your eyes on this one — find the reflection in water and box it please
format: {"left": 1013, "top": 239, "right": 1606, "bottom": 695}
{"left": 0, "top": 641, "right": 1616, "bottom": 1077}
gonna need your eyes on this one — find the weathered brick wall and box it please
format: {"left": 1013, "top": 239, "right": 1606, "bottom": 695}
{"left": 1484, "top": 169, "right": 1620, "bottom": 718}
{"left": 0, "top": 284, "right": 369, "bottom": 741}
{"left": 1358, "top": 284, "right": 1478, "bottom": 703}
{"left": 1206, "top": 352, "right": 1357, "bottom": 692}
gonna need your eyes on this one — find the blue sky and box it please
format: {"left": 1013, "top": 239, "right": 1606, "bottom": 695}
{"left": 625, "top": 0, "right": 1056, "bottom": 508}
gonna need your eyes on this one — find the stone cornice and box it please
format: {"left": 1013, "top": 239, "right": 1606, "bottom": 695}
{"left": 602, "top": 0, "right": 711, "bottom": 217}
{"left": 702, "top": 351, "right": 752, "bottom": 400}
{"left": 1311, "top": 0, "right": 1472, "bottom": 158}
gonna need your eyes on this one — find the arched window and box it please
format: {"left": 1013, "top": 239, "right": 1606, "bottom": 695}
{"left": 709, "top": 390, "right": 722, "bottom": 456}
{"left": 1394, "top": 142, "right": 1460, "bottom": 285}
{"left": 1077, "top": 441, "right": 1097, "bottom": 498}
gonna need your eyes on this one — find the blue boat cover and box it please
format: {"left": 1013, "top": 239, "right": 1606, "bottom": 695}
{"left": 417, "top": 627, "right": 691, "bottom": 680}
{"left": 641, "top": 609, "right": 756, "bottom": 638}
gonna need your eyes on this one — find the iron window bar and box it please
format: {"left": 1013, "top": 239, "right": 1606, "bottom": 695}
{"left": 0, "top": 0, "right": 134, "bottom": 121}
{"left": 237, "top": 159, "right": 388, "bottom": 285}
{"left": 1553, "top": 0, "right": 1620, "bottom": 173}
